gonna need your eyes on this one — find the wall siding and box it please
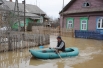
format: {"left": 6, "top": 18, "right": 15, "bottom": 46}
{"left": 67, "top": 0, "right": 103, "bottom": 11}
{"left": 60, "top": 0, "right": 103, "bottom": 31}
{"left": 88, "top": 16, "right": 96, "bottom": 31}
{"left": 74, "top": 17, "right": 80, "bottom": 30}
{"left": 64, "top": 17, "right": 80, "bottom": 30}
{"left": 64, "top": 16, "right": 98, "bottom": 31}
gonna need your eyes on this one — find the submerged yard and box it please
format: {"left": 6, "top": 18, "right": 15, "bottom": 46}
{"left": 0, "top": 35, "right": 103, "bottom": 68}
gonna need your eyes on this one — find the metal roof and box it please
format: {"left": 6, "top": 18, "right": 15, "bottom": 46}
{"left": 5, "top": 1, "right": 46, "bottom": 15}
{"left": 26, "top": 4, "right": 46, "bottom": 15}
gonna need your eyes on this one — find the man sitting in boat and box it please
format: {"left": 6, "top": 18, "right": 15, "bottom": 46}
{"left": 54, "top": 36, "right": 65, "bottom": 52}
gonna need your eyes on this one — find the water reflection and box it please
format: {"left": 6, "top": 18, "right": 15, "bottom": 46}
{"left": 0, "top": 49, "right": 31, "bottom": 68}
{"left": 29, "top": 57, "right": 46, "bottom": 66}
{"left": 56, "top": 62, "right": 65, "bottom": 68}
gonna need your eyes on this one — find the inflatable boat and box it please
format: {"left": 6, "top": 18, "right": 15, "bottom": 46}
{"left": 29, "top": 47, "right": 79, "bottom": 59}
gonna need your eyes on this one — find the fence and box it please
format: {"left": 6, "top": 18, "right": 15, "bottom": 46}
{"left": 32, "top": 26, "right": 74, "bottom": 37}
{"left": 0, "top": 31, "right": 50, "bottom": 52}
{"left": 0, "top": 26, "right": 74, "bottom": 52}
{"left": 75, "top": 30, "right": 103, "bottom": 40}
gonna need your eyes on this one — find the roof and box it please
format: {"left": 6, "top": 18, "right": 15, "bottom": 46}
{"left": 59, "top": 0, "right": 103, "bottom": 15}
{"left": 5, "top": 1, "right": 46, "bottom": 15}
{"left": 26, "top": 4, "right": 46, "bottom": 15}
{"left": 5, "top": 1, "right": 24, "bottom": 12}
{"left": 59, "top": 0, "right": 75, "bottom": 14}
{"left": 44, "top": 15, "right": 49, "bottom": 19}
{"left": 19, "top": 12, "right": 40, "bottom": 17}
{"left": 63, "top": 7, "right": 103, "bottom": 15}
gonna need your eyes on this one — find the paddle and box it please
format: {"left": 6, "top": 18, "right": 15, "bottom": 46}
{"left": 56, "top": 51, "right": 63, "bottom": 60}
{"left": 49, "top": 48, "right": 63, "bottom": 60}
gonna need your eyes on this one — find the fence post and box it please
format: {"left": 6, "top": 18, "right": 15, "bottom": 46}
{"left": 59, "top": 26, "right": 61, "bottom": 36}
{"left": 8, "top": 32, "right": 12, "bottom": 51}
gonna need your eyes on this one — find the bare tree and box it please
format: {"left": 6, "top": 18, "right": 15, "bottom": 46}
{"left": 51, "top": 18, "right": 60, "bottom": 28}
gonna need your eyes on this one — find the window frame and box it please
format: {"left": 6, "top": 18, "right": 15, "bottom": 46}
{"left": 67, "top": 20, "right": 73, "bottom": 29}
{"left": 82, "top": 2, "right": 91, "bottom": 7}
{"left": 80, "top": 17, "right": 88, "bottom": 31}
{"left": 97, "top": 18, "right": 103, "bottom": 29}
{"left": 81, "top": 20, "right": 87, "bottom": 30}
{"left": 66, "top": 18, "right": 74, "bottom": 29}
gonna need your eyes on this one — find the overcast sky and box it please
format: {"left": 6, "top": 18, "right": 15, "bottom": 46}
{"left": 7, "top": 0, "right": 70, "bottom": 18}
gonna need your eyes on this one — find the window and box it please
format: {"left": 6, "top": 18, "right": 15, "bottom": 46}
{"left": 83, "top": 2, "right": 90, "bottom": 7}
{"left": 81, "top": 20, "right": 87, "bottom": 30}
{"left": 66, "top": 18, "right": 74, "bottom": 29}
{"left": 97, "top": 18, "right": 103, "bottom": 29}
{"left": 40, "top": 16, "right": 43, "bottom": 23}
{"left": 80, "top": 17, "right": 88, "bottom": 30}
{"left": 67, "top": 20, "right": 73, "bottom": 28}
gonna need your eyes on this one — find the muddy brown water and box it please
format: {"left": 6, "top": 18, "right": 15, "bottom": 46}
{"left": 0, "top": 35, "right": 103, "bottom": 68}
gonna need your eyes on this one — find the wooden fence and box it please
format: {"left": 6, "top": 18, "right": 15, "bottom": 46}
{"left": 0, "top": 31, "right": 50, "bottom": 52}
{"left": 32, "top": 26, "right": 74, "bottom": 37}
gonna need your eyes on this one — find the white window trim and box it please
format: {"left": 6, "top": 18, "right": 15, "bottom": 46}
{"left": 97, "top": 18, "right": 103, "bottom": 29}
{"left": 81, "top": 20, "right": 87, "bottom": 30}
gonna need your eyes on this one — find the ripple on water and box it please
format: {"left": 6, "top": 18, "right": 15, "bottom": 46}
{"left": 41, "top": 47, "right": 102, "bottom": 68}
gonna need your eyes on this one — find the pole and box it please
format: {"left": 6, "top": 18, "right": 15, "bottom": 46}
{"left": 59, "top": 0, "right": 64, "bottom": 36}
{"left": 62, "top": 0, "right": 64, "bottom": 28}
{"left": 24, "top": 0, "right": 26, "bottom": 32}
{"left": 39, "top": 2, "right": 41, "bottom": 23}
{"left": 36, "top": 0, "right": 37, "bottom": 6}
{"left": 16, "top": 0, "right": 20, "bottom": 31}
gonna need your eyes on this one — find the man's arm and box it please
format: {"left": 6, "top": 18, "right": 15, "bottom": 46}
{"left": 55, "top": 42, "right": 64, "bottom": 49}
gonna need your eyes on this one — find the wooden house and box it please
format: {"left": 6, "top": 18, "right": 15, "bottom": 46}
{"left": 0, "top": 0, "right": 50, "bottom": 30}
{"left": 59, "top": 0, "right": 103, "bottom": 34}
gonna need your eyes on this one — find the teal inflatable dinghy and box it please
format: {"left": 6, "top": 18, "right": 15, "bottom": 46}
{"left": 29, "top": 47, "right": 79, "bottom": 59}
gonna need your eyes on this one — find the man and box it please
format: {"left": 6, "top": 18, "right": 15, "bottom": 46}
{"left": 54, "top": 36, "right": 65, "bottom": 52}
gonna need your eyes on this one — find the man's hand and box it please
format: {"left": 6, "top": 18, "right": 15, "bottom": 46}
{"left": 49, "top": 47, "right": 51, "bottom": 49}
{"left": 49, "top": 47, "right": 56, "bottom": 49}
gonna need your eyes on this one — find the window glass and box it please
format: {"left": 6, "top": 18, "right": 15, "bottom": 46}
{"left": 69, "top": 21, "right": 72, "bottom": 23}
{"left": 84, "top": 24, "right": 86, "bottom": 29}
{"left": 83, "top": 2, "right": 90, "bottom": 7}
{"left": 67, "top": 20, "right": 73, "bottom": 28}
{"left": 81, "top": 20, "right": 87, "bottom": 30}
{"left": 86, "top": 3, "right": 90, "bottom": 6}
{"left": 102, "top": 19, "right": 103, "bottom": 28}
{"left": 82, "top": 21, "right": 86, "bottom": 23}
{"left": 97, "top": 18, "right": 103, "bottom": 29}
{"left": 98, "top": 23, "right": 100, "bottom": 28}
{"left": 67, "top": 18, "right": 74, "bottom": 29}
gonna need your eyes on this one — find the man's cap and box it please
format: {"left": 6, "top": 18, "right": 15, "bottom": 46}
{"left": 57, "top": 36, "right": 61, "bottom": 39}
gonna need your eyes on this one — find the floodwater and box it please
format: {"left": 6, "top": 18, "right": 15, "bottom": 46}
{"left": 0, "top": 35, "right": 103, "bottom": 68}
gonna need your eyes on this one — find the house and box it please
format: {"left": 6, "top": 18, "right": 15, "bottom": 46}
{"left": 0, "top": 0, "right": 50, "bottom": 30}
{"left": 59, "top": 0, "right": 103, "bottom": 34}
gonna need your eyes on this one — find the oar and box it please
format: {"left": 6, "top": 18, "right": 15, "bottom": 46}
{"left": 56, "top": 51, "right": 63, "bottom": 60}
{"left": 49, "top": 48, "right": 63, "bottom": 60}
